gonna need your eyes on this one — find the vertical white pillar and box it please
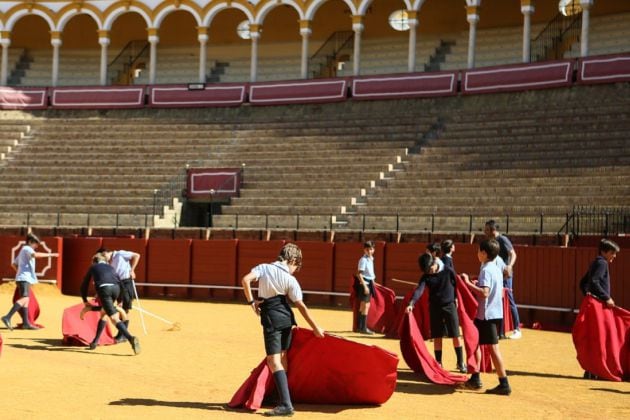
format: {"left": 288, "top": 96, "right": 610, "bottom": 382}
{"left": 352, "top": 15, "right": 364, "bottom": 77}
{"left": 0, "top": 35, "right": 10, "bottom": 86}
{"left": 407, "top": 11, "right": 418, "bottom": 72}
{"left": 147, "top": 28, "right": 159, "bottom": 85}
{"left": 250, "top": 24, "right": 261, "bottom": 83}
{"left": 197, "top": 27, "right": 208, "bottom": 84}
{"left": 521, "top": 2, "right": 535, "bottom": 63}
{"left": 580, "top": 0, "right": 594, "bottom": 57}
{"left": 466, "top": 7, "right": 479, "bottom": 69}
{"left": 300, "top": 20, "right": 312, "bottom": 79}
{"left": 98, "top": 30, "right": 110, "bottom": 86}
{"left": 50, "top": 32, "right": 62, "bottom": 87}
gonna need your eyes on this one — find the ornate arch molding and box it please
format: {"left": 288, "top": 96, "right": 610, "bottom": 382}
{"left": 153, "top": 0, "right": 203, "bottom": 27}
{"left": 4, "top": 3, "right": 56, "bottom": 31}
{"left": 254, "top": 0, "right": 305, "bottom": 25}
{"left": 56, "top": 3, "right": 104, "bottom": 31}
{"left": 304, "top": 0, "right": 358, "bottom": 21}
{"left": 201, "top": 0, "right": 255, "bottom": 27}
{"left": 102, "top": 1, "right": 153, "bottom": 31}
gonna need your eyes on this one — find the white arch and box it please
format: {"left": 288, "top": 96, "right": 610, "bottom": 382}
{"left": 5, "top": 9, "right": 55, "bottom": 32}
{"left": 56, "top": 9, "right": 104, "bottom": 32}
{"left": 103, "top": 5, "right": 152, "bottom": 31}
{"left": 305, "top": 0, "right": 357, "bottom": 21}
{"left": 254, "top": 0, "right": 304, "bottom": 25}
{"left": 202, "top": 2, "right": 255, "bottom": 27}
{"left": 153, "top": 4, "right": 202, "bottom": 28}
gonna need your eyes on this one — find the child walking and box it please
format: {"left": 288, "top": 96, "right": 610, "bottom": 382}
{"left": 354, "top": 240, "right": 376, "bottom": 334}
{"left": 461, "top": 239, "right": 511, "bottom": 395}
{"left": 406, "top": 253, "right": 466, "bottom": 373}
{"left": 2, "top": 233, "right": 58, "bottom": 331}
{"left": 241, "top": 243, "right": 325, "bottom": 417}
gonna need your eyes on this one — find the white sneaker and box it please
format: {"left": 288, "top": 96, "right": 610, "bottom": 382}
{"left": 509, "top": 329, "right": 522, "bottom": 340}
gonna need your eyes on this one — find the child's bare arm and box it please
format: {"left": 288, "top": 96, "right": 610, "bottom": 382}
{"left": 241, "top": 272, "right": 260, "bottom": 315}
{"left": 33, "top": 252, "right": 58, "bottom": 258}
{"left": 294, "top": 300, "right": 325, "bottom": 338}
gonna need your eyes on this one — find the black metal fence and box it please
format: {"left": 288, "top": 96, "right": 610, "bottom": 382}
{"left": 560, "top": 206, "right": 630, "bottom": 237}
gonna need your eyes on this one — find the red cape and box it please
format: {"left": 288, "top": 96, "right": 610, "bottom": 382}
{"left": 350, "top": 280, "right": 398, "bottom": 334}
{"left": 572, "top": 296, "right": 630, "bottom": 381}
{"left": 399, "top": 311, "right": 467, "bottom": 384}
{"left": 12, "top": 286, "right": 43, "bottom": 328}
{"left": 61, "top": 302, "right": 116, "bottom": 346}
{"left": 228, "top": 327, "right": 399, "bottom": 410}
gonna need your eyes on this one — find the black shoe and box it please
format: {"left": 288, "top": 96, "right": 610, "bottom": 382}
{"left": 1, "top": 316, "right": 12, "bottom": 331}
{"left": 115, "top": 335, "right": 127, "bottom": 343}
{"left": 359, "top": 328, "right": 375, "bottom": 335}
{"left": 88, "top": 342, "right": 97, "bottom": 350}
{"left": 499, "top": 334, "right": 507, "bottom": 340}
{"left": 22, "top": 323, "right": 40, "bottom": 330}
{"left": 457, "top": 363, "right": 468, "bottom": 374}
{"left": 460, "top": 378, "right": 483, "bottom": 390}
{"left": 485, "top": 384, "right": 512, "bottom": 396}
{"left": 130, "top": 336, "right": 141, "bottom": 355}
{"left": 263, "top": 405, "right": 294, "bottom": 417}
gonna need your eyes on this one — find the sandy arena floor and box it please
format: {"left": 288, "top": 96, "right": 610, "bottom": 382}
{"left": 0, "top": 283, "right": 628, "bottom": 420}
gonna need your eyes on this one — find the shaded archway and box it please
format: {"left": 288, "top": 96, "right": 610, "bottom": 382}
{"left": 206, "top": 8, "right": 251, "bottom": 83}
{"left": 154, "top": 9, "right": 199, "bottom": 83}
{"left": 58, "top": 13, "right": 100, "bottom": 85}
{"left": 310, "top": 0, "right": 356, "bottom": 77}
{"left": 257, "top": 4, "right": 302, "bottom": 81}
{"left": 11, "top": 14, "right": 53, "bottom": 86}
{"left": 109, "top": 12, "right": 152, "bottom": 85}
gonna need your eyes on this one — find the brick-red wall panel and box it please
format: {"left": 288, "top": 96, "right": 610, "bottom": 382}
{"left": 61, "top": 237, "right": 103, "bottom": 296}
{"left": 333, "top": 242, "right": 385, "bottom": 293}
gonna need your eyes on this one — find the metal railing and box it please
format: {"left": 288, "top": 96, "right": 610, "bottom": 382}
{"left": 108, "top": 40, "right": 150, "bottom": 85}
{"left": 531, "top": 11, "right": 582, "bottom": 62}
{"left": 558, "top": 206, "right": 630, "bottom": 237}
{"left": 212, "top": 212, "right": 569, "bottom": 235}
{"left": 309, "top": 30, "right": 354, "bottom": 78}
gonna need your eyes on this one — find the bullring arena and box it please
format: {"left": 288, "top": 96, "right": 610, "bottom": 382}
{"left": 0, "top": 0, "right": 629, "bottom": 418}
{"left": 0, "top": 282, "right": 628, "bottom": 420}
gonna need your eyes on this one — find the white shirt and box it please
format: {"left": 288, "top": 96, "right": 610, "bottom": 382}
{"left": 251, "top": 261, "right": 303, "bottom": 302}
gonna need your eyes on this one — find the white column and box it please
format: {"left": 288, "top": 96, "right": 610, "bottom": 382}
{"left": 580, "top": 0, "right": 594, "bottom": 57}
{"left": 407, "top": 12, "right": 418, "bottom": 72}
{"left": 466, "top": 8, "right": 479, "bottom": 69}
{"left": 250, "top": 24, "right": 261, "bottom": 83}
{"left": 299, "top": 20, "right": 312, "bottom": 79}
{"left": 521, "top": 2, "right": 534, "bottom": 63}
{"left": 98, "top": 30, "right": 110, "bottom": 86}
{"left": 352, "top": 16, "right": 364, "bottom": 77}
{"left": 147, "top": 28, "right": 159, "bottom": 85}
{"left": 51, "top": 32, "right": 62, "bottom": 87}
{"left": 0, "top": 36, "right": 10, "bottom": 86}
{"left": 197, "top": 27, "right": 208, "bottom": 83}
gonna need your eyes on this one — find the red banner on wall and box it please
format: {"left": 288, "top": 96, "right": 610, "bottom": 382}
{"left": 186, "top": 168, "right": 241, "bottom": 199}
{"left": 0, "top": 87, "right": 48, "bottom": 110}
{"left": 578, "top": 53, "right": 630, "bottom": 84}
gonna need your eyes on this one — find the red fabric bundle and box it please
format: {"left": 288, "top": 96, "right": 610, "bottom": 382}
{"left": 12, "top": 286, "right": 43, "bottom": 328}
{"left": 61, "top": 302, "right": 116, "bottom": 346}
{"left": 399, "top": 311, "right": 467, "bottom": 385}
{"left": 229, "top": 327, "right": 399, "bottom": 410}
{"left": 350, "top": 280, "right": 398, "bottom": 334}
{"left": 572, "top": 295, "right": 630, "bottom": 381}
{"left": 386, "top": 290, "right": 430, "bottom": 339}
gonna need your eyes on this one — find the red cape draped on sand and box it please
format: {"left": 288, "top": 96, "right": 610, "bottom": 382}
{"left": 350, "top": 280, "right": 398, "bottom": 334}
{"left": 572, "top": 296, "right": 630, "bottom": 382}
{"left": 12, "top": 286, "right": 43, "bottom": 328}
{"left": 399, "top": 311, "right": 467, "bottom": 384}
{"left": 228, "top": 327, "right": 399, "bottom": 410}
{"left": 61, "top": 302, "right": 116, "bottom": 346}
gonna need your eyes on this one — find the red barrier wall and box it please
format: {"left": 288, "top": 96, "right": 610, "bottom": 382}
{"left": 578, "top": 53, "right": 630, "bottom": 84}
{"left": 351, "top": 72, "right": 457, "bottom": 100}
{"left": 383, "top": 242, "right": 425, "bottom": 296}
{"left": 294, "top": 241, "right": 334, "bottom": 305}
{"left": 333, "top": 241, "right": 386, "bottom": 294}
{"left": 449, "top": 243, "right": 481, "bottom": 278}
{"left": 237, "top": 240, "right": 286, "bottom": 285}
{"left": 148, "top": 84, "right": 246, "bottom": 108}
{"left": 190, "top": 239, "right": 238, "bottom": 299}
{"left": 248, "top": 79, "right": 347, "bottom": 105}
{"left": 462, "top": 60, "right": 573, "bottom": 94}
{"left": 50, "top": 86, "right": 145, "bottom": 109}
{"left": 61, "top": 237, "right": 103, "bottom": 296}
{"left": 0, "top": 87, "right": 48, "bottom": 110}
{"left": 146, "top": 239, "right": 192, "bottom": 298}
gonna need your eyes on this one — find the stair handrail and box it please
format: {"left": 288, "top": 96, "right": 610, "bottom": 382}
{"left": 309, "top": 30, "right": 354, "bottom": 78}
{"left": 530, "top": 11, "right": 582, "bottom": 62}
{"left": 108, "top": 40, "right": 150, "bottom": 84}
